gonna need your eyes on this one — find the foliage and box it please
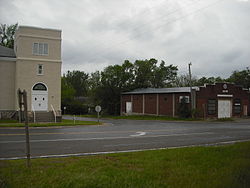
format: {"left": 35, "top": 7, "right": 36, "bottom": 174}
{"left": 0, "top": 23, "right": 18, "bottom": 49}
{"left": 1, "top": 141, "right": 250, "bottom": 187}
{"left": 226, "top": 67, "right": 250, "bottom": 88}
{"left": 177, "top": 97, "right": 191, "bottom": 118}
{"left": 63, "top": 70, "right": 89, "bottom": 97}
{"left": 197, "top": 76, "right": 224, "bottom": 86}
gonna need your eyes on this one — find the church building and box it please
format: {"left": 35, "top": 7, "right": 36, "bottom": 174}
{"left": 0, "top": 26, "right": 62, "bottom": 122}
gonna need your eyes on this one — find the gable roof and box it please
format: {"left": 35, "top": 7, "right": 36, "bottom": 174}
{"left": 0, "top": 45, "right": 16, "bottom": 58}
{"left": 122, "top": 87, "right": 199, "bottom": 94}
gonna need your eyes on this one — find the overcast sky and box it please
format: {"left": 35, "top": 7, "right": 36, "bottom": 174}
{"left": 0, "top": 0, "right": 249, "bottom": 78}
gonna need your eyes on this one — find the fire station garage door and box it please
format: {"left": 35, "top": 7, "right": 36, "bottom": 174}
{"left": 218, "top": 100, "right": 231, "bottom": 118}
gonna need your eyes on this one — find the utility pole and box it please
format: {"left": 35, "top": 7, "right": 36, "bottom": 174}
{"left": 188, "top": 62, "right": 194, "bottom": 113}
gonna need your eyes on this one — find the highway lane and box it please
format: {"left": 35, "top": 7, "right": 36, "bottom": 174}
{"left": 1, "top": 117, "right": 250, "bottom": 159}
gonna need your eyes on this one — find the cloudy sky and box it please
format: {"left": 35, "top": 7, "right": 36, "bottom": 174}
{"left": 0, "top": 0, "right": 249, "bottom": 78}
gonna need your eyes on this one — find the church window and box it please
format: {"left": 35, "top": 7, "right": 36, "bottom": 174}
{"left": 33, "top": 83, "right": 47, "bottom": 91}
{"left": 33, "top": 43, "right": 49, "bottom": 55}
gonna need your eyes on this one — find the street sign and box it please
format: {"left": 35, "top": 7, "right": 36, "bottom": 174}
{"left": 95, "top": 105, "right": 101, "bottom": 113}
{"left": 95, "top": 105, "right": 101, "bottom": 123}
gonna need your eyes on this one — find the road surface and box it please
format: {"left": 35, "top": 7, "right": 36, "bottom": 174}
{"left": 1, "top": 116, "right": 250, "bottom": 159}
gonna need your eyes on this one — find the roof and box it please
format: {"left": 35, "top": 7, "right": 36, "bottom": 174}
{"left": 122, "top": 87, "right": 199, "bottom": 94}
{"left": 0, "top": 45, "right": 16, "bottom": 58}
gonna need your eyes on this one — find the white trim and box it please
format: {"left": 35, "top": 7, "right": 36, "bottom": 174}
{"left": 0, "top": 57, "right": 16, "bottom": 61}
{"left": 17, "top": 57, "right": 61, "bottom": 63}
{"left": 217, "top": 94, "right": 233, "bottom": 98}
{"left": 18, "top": 25, "right": 62, "bottom": 32}
{"left": 17, "top": 34, "right": 61, "bottom": 41}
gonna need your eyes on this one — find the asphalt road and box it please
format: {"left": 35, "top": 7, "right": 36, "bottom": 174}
{"left": 1, "top": 116, "right": 250, "bottom": 160}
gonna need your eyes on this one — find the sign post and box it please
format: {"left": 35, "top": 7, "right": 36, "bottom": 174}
{"left": 18, "top": 89, "right": 31, "bottom": 168}
{"left": 95, "top": 105, "right": 101, "bottom": 123}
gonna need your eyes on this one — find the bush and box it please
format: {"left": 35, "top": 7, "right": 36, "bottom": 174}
{"left": 177, "top": 98, "right": 191, "bottom": 118}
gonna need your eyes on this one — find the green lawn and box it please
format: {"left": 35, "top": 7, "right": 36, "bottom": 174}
{"left": 1, "top": 142, "right": 250, "bottom": 188}
{"left": 0, "top": 119, "right": 100, "bottom": 127}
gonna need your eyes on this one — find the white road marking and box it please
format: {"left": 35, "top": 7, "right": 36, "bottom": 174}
{"left": 130, "top": 131, "right": 146, "bottom": 137}
{"left": 1, "top": 139, "right": 250, "bottom": 160}
{"left": 0, "top": 132, "right": 212, "bottom": 144}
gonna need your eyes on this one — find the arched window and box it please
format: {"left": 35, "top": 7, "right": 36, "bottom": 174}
{"left": 33, "top": 83, "right": 47, "bottom": 91}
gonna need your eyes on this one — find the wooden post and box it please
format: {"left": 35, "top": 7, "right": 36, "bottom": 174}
{"left": 23, "top": 90, "right": 31, "bottom": 168}
{"left": 17, "top": 89, "right": 22, "bottom": 123}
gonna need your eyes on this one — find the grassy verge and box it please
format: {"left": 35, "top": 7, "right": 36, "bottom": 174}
{"left": 1, "top": 142, "right": 250, "bottom": 188}
{"left": 0, "top": 119, "right": 100, "bottom": 127}
{"left": 76, "top": 114, "right": 202, "bottom": 121}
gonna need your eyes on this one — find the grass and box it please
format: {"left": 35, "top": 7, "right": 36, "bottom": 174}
{"left": 1, "top": 141, "right": 250, "bottom": 188}
{"left": 0, "top": 119, "right": 100, "bottom": 127}
{"left": 77, "top": 114, "right": 202, "bottom": 121}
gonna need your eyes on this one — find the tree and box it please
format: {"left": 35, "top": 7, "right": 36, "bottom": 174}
{"left": 174, "top": 74, "right": 197, "bottom": 87}
{"left": 133, "top": 58, "right": 178, "bottom": 88}
{"left": 227, "top": 68, "right": 250, "bottom": 88}
{"left": 91, "top": 58, "right": 178, "bottom": 115}
{"left": 196, "top": 76, "right": 224, "bottom": 86}
{"left": 61, "top": 77, "right": 75, "bottom": 106}
{"left": 0, "top": 23, "right": 18, "bottom": 49}
{"left": 64, "top": 70, "right": 89, "bottom": 97}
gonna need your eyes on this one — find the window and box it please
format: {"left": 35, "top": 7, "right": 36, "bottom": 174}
{"left": 207, "top": 99, "right": 216, "bottom": 115}
{"left": 179, "top": 96, "right": 189, "bottom": 103}
{"left": 233, "top": 99, "right": 241, "bottom": 114}
{"left": 33, "top": 43, "right": 48, "bottom": 55}
{"left": 37, "top": 64, "right": 43, "bottom": 75}
{"left": 33, "top": 83, "right": 47, "bottom": 91}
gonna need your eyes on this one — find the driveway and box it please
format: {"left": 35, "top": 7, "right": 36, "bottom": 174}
{"left": 1, "top": 116, "right": 250, "bottom": 159}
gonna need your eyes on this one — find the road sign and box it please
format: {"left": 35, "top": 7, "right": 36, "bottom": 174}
{"left": 95, "top": 105, "right": 101, "bottom": 113}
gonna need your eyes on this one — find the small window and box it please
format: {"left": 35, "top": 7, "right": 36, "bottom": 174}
{"left": 179, "top": 96, "right": 189, "bottom": 103}
{"left": 37, "top": 64, "right": 43, "bottom": 75}
{"left": 233, "top": 99, "right": 241, "bottom": 114}
{"left": 207, "top": 99, "right": 216, "bottom": 115}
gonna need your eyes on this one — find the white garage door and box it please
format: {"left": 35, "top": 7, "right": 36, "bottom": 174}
{"left": 218, "top": 100, "right": 231, "bottom": 118}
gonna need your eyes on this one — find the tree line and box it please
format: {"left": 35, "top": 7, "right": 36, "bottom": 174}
{"left": 62, "top": 59, "right": 250, "bottom": 115}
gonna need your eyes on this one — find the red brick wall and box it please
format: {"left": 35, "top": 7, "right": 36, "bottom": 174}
{"left": 144, "top": 94, "right": 157, "bottom": 114}
{"left": 158, "top": 94, "right": 173, "bottom": 116}
{"left": 121, "top": 95, "right": 131, "bottom": 113}
{"left": 132, "top": 94, "right": 143, "bottom": 113}
{"left": 196, "top": 83, "right": 250, "bottom": 118}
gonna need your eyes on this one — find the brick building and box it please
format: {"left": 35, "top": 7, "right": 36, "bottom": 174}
{"left": 121, "top": 83, "right": 250, "bottom": 118}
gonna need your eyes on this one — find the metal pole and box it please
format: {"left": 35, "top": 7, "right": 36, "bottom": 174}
{"left": 23, "top": 90, "right": 31, "bottom": 168}
{"left": 97, "top": 111, "right": 99, "bottom": 123}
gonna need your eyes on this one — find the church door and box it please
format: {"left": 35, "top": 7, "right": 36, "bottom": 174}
{"left": 32, "top": 83, "right": 48, "bottom": 111}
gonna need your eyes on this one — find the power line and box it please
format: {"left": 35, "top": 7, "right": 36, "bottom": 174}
{"left": 82, "top": 0, "right": 226, "bottom": 65}
{"left": 80, "top": 0, "right": 205, "bottom": 57}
